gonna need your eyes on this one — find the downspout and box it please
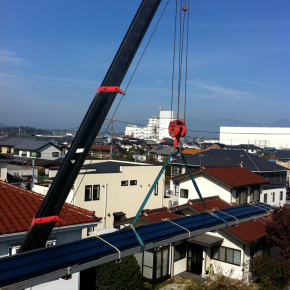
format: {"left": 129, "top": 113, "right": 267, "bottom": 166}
{"left": 171, "top": 243, "right": 174, "bottom": 278}
{"left": 103, "top": 183, "right": 108, "bottom": 229}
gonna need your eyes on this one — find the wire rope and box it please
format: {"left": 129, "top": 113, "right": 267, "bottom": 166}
{"left": 104, "top": 0, "right": 170, "bottom": 136}
{"left": 184, "top": 0, "right": 189, "bottom": 122}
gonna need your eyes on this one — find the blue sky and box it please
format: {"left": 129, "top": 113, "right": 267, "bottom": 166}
{"left": 0, "top": 0, "right": 289, "bottom": 130}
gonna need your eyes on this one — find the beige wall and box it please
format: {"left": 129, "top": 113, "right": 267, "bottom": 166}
{"left": 73, "top": 162, "right": 165, "bottom": 237}
{"left": 0, "top": 147, "right": 13, "bottom": 154}
{"left": 0, "top": 162, "right": 7, "bottom": 181}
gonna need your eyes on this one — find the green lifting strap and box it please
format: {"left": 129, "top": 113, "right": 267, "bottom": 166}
{"left": 179, "top": 151, "right": 228, "bottom": 227}
{"left": 132, "top": 150, "right": 174, "bottom": 227}
{"left": 129, "top": 224, "right": 145, "bottom": 252}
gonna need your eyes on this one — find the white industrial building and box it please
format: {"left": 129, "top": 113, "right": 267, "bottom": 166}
{"left": 159, "top": 110, "right": 183, "bottom": 140}
{"left": 220, "top": 127, "right": 290, "bottom": 149}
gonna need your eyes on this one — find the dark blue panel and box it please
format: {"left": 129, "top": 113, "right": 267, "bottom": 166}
{"left": 0, "top": 203, "right": 272, "bottom": 288}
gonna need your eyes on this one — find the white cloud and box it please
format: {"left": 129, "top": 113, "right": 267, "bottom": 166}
{"left": 0, "top": 50, "right": 28, "bottom": 65}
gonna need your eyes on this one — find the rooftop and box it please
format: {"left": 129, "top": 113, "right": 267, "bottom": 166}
{"left": 0, "top": 181, "right": 101, "bottom": 235}
{"left": 114, "top": 207, "right": 181, "bottom": 225}
{"left": 13, "top": 141, "right": 57, "bottom": 151}
{"left": 81, "top": 160, "right": 158, "bottom": 174}
{"left": 172, "top": 165, "right": 270, "bottom": 187}
{"left": 170, "top": 149, "right": 287, "bottom": 172}
{"left": 274, "top": 150, "right": 290, "bottom": 160}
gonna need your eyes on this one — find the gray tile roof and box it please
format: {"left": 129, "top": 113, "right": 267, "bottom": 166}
{"left": 81, "top": 161, "right": 159, "bottom": 174}
{"left": 170, "top": 149, "right": 288, "bottom": 172}
{"left": 149, "top": 146, "right": 173, "bottom": 155}
{"left": 275, "top": 150, "right": 290, "bottom": 160}
{"left": 0, "top": 138, "right": 32, "bottom": 147}
{"left": 13, "top": 141, "right": 56, "bottom": 151}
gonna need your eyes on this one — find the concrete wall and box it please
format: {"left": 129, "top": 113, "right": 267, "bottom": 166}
{"left": 220, "top": 127, "right": 290, "bottom": 149}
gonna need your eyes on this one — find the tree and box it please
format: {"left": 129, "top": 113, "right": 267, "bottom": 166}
{"left": 95, "top": 255, "right": 144, "bottom": 290}
{"left": 265, "top": 204, "right": 290, "bottom": 259}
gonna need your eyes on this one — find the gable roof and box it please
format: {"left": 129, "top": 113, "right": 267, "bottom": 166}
{"left": 226, "top": 217, "right": 268, "bottom": 244}
{"left": 91, "top": 144, "right": 118, "bottom": 151}
{"left": 13, "top": 141, "right": 59, "bottom": 151}
{"left": 114, "top": 207, "right": 181, "bottom": 226}
{"left": 170, "top": 149, "right": 287, "bottom": 172}
{"left": 149, "top": 146, "right": 173, "bottom": 155}
{"left": 171, "top": 196, "right": 268, "bottom": 244}
{"left": 171, "top": 196, "right": 232, "bottom": 214}
{"left": 171, "top": 165, "right": 270, "bottom": 188}
{"left": 0, "top": 181, "right": 101, "bottom": 235}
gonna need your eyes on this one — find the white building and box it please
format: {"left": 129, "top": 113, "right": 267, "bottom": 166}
{"left": 159, "top": 110, "right": 183, "bottom": 140}
{"left": 125, "top": 116, "right": 159, "bottom": 139}
{"left": 220, "top": 127, "right": 290, "bottom": 149}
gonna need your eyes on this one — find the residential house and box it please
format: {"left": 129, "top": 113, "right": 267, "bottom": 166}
{"left": 0, "top": 137, "right": 31, "bottom": 154}
{"left": 90, "top": 144, "right": 120, "bottom": 159}
{"left": 170, "top": 196, "right": 270, "bottom": 280}
{"left": 13, "top": 141, "right": 61, "bottom": 160}
{"left": 170, "top": 149, "right": 288, "bottom": 206}
{"left": 114, "top": 197, "right": 270, "bottom": 282}
{"left": 203, "top": 143, "right": 226, "bottom": 151}
{"left": 169, "top": 165, "right": 270, "bottom": 207}
{"left": 274, "top": 150, "right": 290, "bottom": 180}
{"left": 0, "top": 180, "right": 102, "bottom": 290}
{"left": 48, "top": 159, "right": 166, "bottom": 236}
{"left": 149, "top": 146, "right": 177, "bottom": 162}
{"left": 233, "top": 144, "right": 261, "bottom": 154}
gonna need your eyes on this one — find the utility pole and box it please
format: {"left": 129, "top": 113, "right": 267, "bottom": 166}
{"left": 19, "top": 126, "right": 22, "bottom": 138}
{"left": 31, "top": 159, "right": 35, "bottom": 189}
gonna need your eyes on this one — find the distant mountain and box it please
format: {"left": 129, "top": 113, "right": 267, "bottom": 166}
{"left": 0, "top": 122, "right": 9, "bottom": 127}
{"left": 265, "top": 118, "right": 290, "bottom": 127}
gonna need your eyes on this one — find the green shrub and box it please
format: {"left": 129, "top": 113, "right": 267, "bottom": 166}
{"left": 95, "top": 255, "right": 144, "bottom": 290}
{"left": 251, "top": 255, "right": 290, "bottom": 290}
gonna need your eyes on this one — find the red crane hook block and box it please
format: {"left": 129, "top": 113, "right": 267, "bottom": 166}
{"left": 168, "top": 120, "right": 187, "bottom": 148}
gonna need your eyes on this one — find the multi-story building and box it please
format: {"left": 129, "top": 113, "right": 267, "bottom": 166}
{"left": 159, "top": 110, "right": 183, "bottom": 140}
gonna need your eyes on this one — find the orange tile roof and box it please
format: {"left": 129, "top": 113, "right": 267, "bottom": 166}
{"left": 0, "top": 181, "right": 101, "bottom": 235}
{"left": 226, "top": 217, "right": 269, "bottom": 243}
{"left": 182, "top": 149, "right": 200, "bottom": 155}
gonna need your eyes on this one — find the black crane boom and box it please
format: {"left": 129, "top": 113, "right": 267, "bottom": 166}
{"left": 19, "top": 0, "right": 162, "bottom": 253}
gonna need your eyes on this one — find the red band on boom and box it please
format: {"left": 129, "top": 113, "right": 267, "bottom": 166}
{"left": 31, "top": 216, "right": 64, "bottom": 226}
{"left": 97, "top": 86, "right": 124, "bottom": 95}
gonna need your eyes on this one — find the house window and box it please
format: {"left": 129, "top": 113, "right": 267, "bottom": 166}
{"left": 130, "top": 180, "right": 137, "bottom": 186}
{"left": 22, "top": 151, "right": 27, "bottom": 157}
{"left": 280, "top": 191, "right": 283, "bottom": 201}
{"left": 84, "top": 185, "right": 92, "bottom": 201}
{"left": 87, "top": 227, "right": 94, "bottom": 236}
{"left": 180, "top": 189, "right": 188, "bottom": 199}
{"left": 52, "top": 152, "right": 59, "bottom": 157}
{"left": 31, "top": 152, "right": 41, "bottom": 158}
{"left": 14, "top": 149, "right": 19, "bottom": 155}
{"left": 174, "top": 242, "right": 186, "bottom": 262}
{"left": 121, "top": 180, "right": 128, "bottom": 186}
{"left": 212, "top": 245, "right": 241, "bottom": 266}
{"left": 264, "top": 193, "right": 267, "bottom": 204}
{"left": 93, "top": 185, "right": 100, "bottom": 200}
{"left": 154, "top": 183, "right": 158, "bottom": 196}
{"left": 272, "top": 192, "right": 275, "bottom": 202}
{"left": 175, "top": 182, "right": 180, "bottom": 196}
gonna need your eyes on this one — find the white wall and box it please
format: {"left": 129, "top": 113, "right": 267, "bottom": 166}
{"left": 38, "top": 144, "right": 61, "bottom": 160}
{"left": 261, "top": 188, "right": 286, "bottom": 207}
{"left": 220, "top": 127, "right": 290, "bottom": 149}
{"left": 171, "top": 173, "right": 232, "bottom": 205}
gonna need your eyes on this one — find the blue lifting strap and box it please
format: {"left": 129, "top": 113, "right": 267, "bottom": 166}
{"left": 179, "top": 151, "right": 228, "bottom": 227}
